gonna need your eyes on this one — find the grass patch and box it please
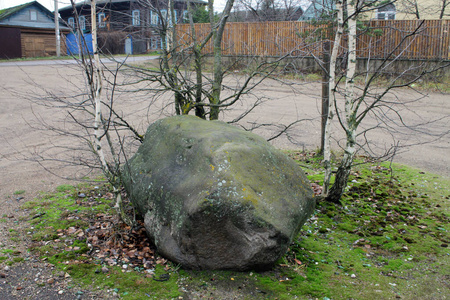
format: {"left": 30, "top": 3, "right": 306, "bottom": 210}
{"left": 0, "top": 55, "right": 73, "bottom": 62}
{"left": 14, "top": 190, "right": 25, "bottom": 195}
{"left": 12, "top": 257, "right": 24, "bottom": 263}
{"left": 0, "top": 54, "right": 158, "bottom": 63}
{"left": 179, "top": 155, "right": 449, "bottom": 299}
{"left": 0, "top": 248, "right": 22, "bottom": 266}
{"left": 21, "top": 183, "right": 180, "bottom": 300}
{"left": 55, "top": 184, "right": 76, "bottom": 192}
{"left": 17, "top": 154, "right": 450, "bottom": 299}
{"left": 1, "top": 249, "right": 16, "bottom": 254}
{"left": 305, "top": 73, "right": 322, "bottom": 82}
{"left": 60, "top": 264, "right": 179, "bottom": 300}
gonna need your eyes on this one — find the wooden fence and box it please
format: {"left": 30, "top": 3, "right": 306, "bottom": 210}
{"left": 175, "top": 20, "right": 450, "bottom": 60}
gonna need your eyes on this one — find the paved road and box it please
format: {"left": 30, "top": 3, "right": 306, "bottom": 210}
{"left": 0, "top": 59, "right": 449, "bottom": 203}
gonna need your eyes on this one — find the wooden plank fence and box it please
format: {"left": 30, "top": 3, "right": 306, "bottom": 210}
{"left": 175, "top": 20, "right": 450, "bottom": 60}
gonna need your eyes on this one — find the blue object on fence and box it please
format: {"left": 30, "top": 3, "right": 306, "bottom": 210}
{"left": 66, "top": 32, "right": 93, "bottom": 55}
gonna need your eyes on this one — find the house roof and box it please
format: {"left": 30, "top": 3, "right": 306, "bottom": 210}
{"left": 0, "top": 1, "right": 49, "bottom": 21}
{"left": 59, "top": 0, "right": 207, "bottom": 13}
{"left": 0, "top": 1, "right": 69, "bottom": 30}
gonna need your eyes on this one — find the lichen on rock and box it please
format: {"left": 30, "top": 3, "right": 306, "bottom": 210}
{"left": 122, "top": 115, "right": 315, "bottom": 270}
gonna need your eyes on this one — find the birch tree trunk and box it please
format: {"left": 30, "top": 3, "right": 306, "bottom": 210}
{"left": 90, "top": 0, "right": 109, "bottom": 176}
{"left": 210, "top": 0, "right": 235, "bottom": 120}
{"left": 322, "top": 0, "right": 344, "bottom": 196}
{"left": 326, "top": 0, "right": 357, "bottom": 203}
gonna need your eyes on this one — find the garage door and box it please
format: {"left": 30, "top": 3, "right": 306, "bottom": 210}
{"left": 21, "top": 33, "right": 48, "bottom": 57}
{"left": 0, "top": 27, "right": 22, "bottom": 59}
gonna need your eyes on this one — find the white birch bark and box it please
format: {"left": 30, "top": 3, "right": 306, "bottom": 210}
{"left": 340, "top": 0, "right": 358, "bottom": 184}
{"left": 322, "top": 0, "right": 344, "bottom": 196}
{"left": 168, "top": 0, "right": 175, "bottom": 52}
{"left": 326, "top": 0, "right": 358, "bottom": 203}
{"left": 90, "top": 0, "right": 109, "bottom": 175}
{"left": 345, "top": 1, "right": 357, "bottom": 137}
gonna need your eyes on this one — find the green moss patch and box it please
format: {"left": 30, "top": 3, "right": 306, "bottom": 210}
{"left": 19, "top": 183, "right": 180, "bottom": 299}
{"left": 13, "top": 190, "right": 25, "bottom": 195}
{"left": 13, "top": 153, "right": 450, "bottom": 299}
{"left": 178, "top": 155, "right": 449, "bottom": 299}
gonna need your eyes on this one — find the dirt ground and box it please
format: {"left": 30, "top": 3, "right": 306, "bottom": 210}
{"left": 0, "top": 59, "right": 449, "bottom": 298}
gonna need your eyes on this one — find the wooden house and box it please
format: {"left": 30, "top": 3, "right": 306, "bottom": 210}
{"left": 299, "top": 0, "right": 449, "bottom": 21}
{"left": 371, "top": 0, "right": 449, "bottom": 20}
{"left": 59, "top": 0, "right": 207, "bottom": 54}
{"left": 0, "top": 1, "right": 69, "bottom": 59}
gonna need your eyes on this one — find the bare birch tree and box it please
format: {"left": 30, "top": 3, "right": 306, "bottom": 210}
{"left": 325, "top": 0, "right": 357, "bottom": 202}
{"left": 32, "top": 0, "right": 144, "bottom": 190}
{"left": 90, "top": 0, "right": 109, "bottom": 178}
{"left": 321, "top": 0, "right": 343, "bottom": 196}
{"left": 320, "top": 0, "right": 450, "bottom": 202}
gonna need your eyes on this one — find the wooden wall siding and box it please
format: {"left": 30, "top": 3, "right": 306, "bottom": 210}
{"left": 21, "top": 32, "right": 66, "bottom": 58}
{"left": 176, "top": 20, "right": 450, "bottom": 60}
{"left": 109, "top": 10, "right": 131, "bottom": 31}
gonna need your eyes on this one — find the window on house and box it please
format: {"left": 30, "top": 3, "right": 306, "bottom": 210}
{"left": 376, "top": 3, "right": 396, "bottom": 20}
{"left": 150, "top": 10, "right": 158, "bottom": 25}
{"left": 160, "top": 9, "right": 167, "bottom": 24}
{"left": 166, "top": 10, "right": 177, "bottom": 26}
{"left": 30, "top": 10, "right": 37, "bottom": 21}
{"left": 79, "top": 16, "right": 86, "bottom": 30}
{"left": 151, "top": 37, "right": 159, "bottom": 49}
{"left": 98, "top": 12, "right": 106, "bottom": 28}
{"left": 160, "top": 9, "right": 177, "bottom": 26}
{"left": 132, "top": 10, "right": 140, "bottom": 26}
{"left": 68, "top": 17, "right": 75, "bottom": 28}
{"left": 183, "top": 10, "right": 189, "bottom": 23}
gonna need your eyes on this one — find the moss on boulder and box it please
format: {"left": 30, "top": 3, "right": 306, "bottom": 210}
{"left": 122, "top": 115, "right": 315, "bottom": 270}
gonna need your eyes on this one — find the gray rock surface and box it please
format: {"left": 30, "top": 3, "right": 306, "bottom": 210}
{"left": 123, "top": 115, "right": 315, "bottom": 270}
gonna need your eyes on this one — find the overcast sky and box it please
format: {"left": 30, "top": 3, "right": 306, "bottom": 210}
{"left": 0, "top": 0, "right": 228, "bottom": 12}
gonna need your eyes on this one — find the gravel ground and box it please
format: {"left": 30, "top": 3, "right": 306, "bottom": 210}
{"left": 0, "top": 262, "right": 103, "bottom": 300}
{"left": 0, "top": 59, "right": 449, "bottom": 299}
{"left": 0, "top": 207, "right": 106, "bottom": 299}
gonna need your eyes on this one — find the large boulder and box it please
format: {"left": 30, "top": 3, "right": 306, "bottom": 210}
{"left": 122, "top": 115, "right": 315, "bottom": 270}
